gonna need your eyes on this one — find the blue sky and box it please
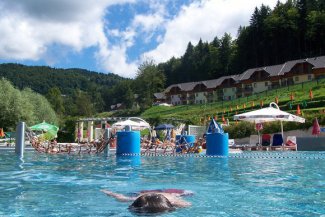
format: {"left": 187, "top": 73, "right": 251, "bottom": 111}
{"left": 0, "top": 0, "right": 281, "bottom": 78}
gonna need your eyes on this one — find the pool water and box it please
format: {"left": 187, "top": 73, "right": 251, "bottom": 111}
{"left": 1, "top": 151, "right": 325, "bottom": 216}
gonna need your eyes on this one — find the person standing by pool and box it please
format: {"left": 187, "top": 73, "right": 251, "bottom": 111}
{"left": 101, "top": 189, "right": 192, "bottom": 213}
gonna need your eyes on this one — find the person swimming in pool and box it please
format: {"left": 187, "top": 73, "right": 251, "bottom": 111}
{"left": 101, "top": 189, "right": 192, "bottom": 214}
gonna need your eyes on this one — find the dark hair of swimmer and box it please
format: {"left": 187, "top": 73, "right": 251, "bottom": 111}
{"left": 129, "top": 193, "right": 175, "bottom": 214}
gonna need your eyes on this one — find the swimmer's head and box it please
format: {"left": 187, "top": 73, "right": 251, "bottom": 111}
{"left": 129, "top": 193, "right": 175, "bottom": 214}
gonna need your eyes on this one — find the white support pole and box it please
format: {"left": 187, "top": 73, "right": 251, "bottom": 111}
{"left": 281, "top": 121, "right": 284, "bottom": 150}
{"left": 75, "top": 122, "right": 79, "bottom": 142}
{"left": 79, "top": 122, "right": 84, "bottom": 142}
{"left": 87, "top": 121, "right": 94, "bottom": 142}
{"left": 104, "top": 128, "right": 110, "bottom": 156}
{"left": 15, "top": 122, "right": 25, "bottom": 157}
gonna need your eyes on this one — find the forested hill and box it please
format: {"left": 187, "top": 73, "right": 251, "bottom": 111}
{"left": 0, "top": 63, "right": 124, "bottom": 95}
{"left": 159, "top": 0, "right": 325, "bottom": 86}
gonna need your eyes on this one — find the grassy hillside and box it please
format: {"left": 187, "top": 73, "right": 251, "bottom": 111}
{"left": 141, "top": 79, "right": 325, "bottom": 125}
{"left": 139, "top": 79, "right": 325, "bottom": 139}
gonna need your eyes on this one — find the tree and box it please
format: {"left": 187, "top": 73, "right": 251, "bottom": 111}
{"left": 265, "top": 1, "right": 300, "bottom": 63}
{"left": 158, "top": 57, "right": 181, "bottom": 86}
{"left": 46, "top": 87, "right": 65, "bottom": 116}
{"left": 22, "top": 88, "right": 58, "bottom": 125}
{"left": 74, "top": 90, "right": 94, "bottom": 116}
{"left": 192, "top": 39, "right": 211, "bottom": 81}
{"left": 135, "top": 60, "right": 166, "bottom": 108}
{"left": 306, "top": 10, "right": 325, "bottom": 56}
{"left": 219, "top": 33, "right": 233, "bottom": 75}
{"left": 180, "top": 42, "right": 195, "bottom": 82}
{"left": 0, "top": 78, "right": 24, "bottom": 129}
{"left": 112, "top": 81, "right": 135, "bottom": 109}
{"left": 0, "top": 78, "right": 57, "bottom": 130}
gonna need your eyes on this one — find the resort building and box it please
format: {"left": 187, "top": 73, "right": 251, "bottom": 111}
{"left": 155, "top": 56, "right": 325, "bottom": 105}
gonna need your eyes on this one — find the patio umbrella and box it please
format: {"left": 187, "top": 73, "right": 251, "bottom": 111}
{"left": 234, "top": 102, "right": 305, "bottom": 145}
{"left": 154, "top": 124, "right": 175, "bottom": 130}
{"left": 312, "top": 118, "right": 320, "bottom": 136}
{"left": 112, "top": 119, "right": 150, "bottom": 130}
{"left": 30, "top": 121, "right": 59, "bottom": 132}
{"left": 43, "top": 129, "right": 58, "bottom": 140}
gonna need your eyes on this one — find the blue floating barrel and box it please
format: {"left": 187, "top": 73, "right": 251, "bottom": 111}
{"left": 175, "top": 135, "right": 196, "bottom": 152}
{"left": 116, "top": 131, "right": 140, "bottom": 155}
{"left": 183, "top": 135, "right": 196, "bottom": 146}
{"left": 206, "top": 133, "right": 229, "bottom": 156}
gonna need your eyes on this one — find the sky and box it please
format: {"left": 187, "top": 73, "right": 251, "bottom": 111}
{"left": 0, "top": 0, "right": 282, "bottom": 78}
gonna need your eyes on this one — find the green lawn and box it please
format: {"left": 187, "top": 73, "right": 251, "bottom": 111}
{"left": 142, "top": 79, "right": 325, "bottom": 125}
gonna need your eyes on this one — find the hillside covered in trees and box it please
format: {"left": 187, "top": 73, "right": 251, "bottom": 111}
{"left": 0, "top": 0, "right": 324, "bottom": 116}
{"left": 0, "top": 63, "right": 126, "bottom": 115}
{"left": 159, "top": 0, "right": 325, "bottom": 86}
{"left": 0, "top": 63, "right": 124, "bottom": 95}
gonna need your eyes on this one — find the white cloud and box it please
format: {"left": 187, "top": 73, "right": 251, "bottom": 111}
{"left": 133, "top": 13, "right": 165, "bottom": 33}
{"left": 96, "top": 43, "right": 138, "bottom": 78}
{"left": 143, "top": 0, "right": 282, "bottom": 63}
{"left": 0, "top": 0, "right": 137, "bottom": 77}
{"left": 98, "top": 1, "right": 167, "bottom": 78}
{"left": 0, "top": 0, "right": 283, "bottom": 78}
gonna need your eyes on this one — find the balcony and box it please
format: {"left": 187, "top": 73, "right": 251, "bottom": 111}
{"left": 242, "top": 87, "right": 253, "bottom": 93}
{"left": 205, "top": 92, "right": 213, "bottom": 100}
{"left": 180, "top": 95, "right": 187, "bottom": 101}
{"left": 268, "top": 83, "right": 280, "bottom": 90}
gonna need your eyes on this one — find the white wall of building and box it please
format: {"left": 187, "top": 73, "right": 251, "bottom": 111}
{"left": 293, "top": 74, "right": 314, "bottom": 84}
{"left": 195, "top": 92, "right": 207, "bottom": 104}
{"left": 171, "top": 94, "right": 182, "bottom": 105}
{"left": 223, "top": 87, "right": 236, "bottom": 100}
{"left": 252, "top": 81, "right": 269, "bottom": 94}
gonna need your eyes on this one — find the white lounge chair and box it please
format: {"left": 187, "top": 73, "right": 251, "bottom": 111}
{"left": 245, "top": 135, "right": 259, "bottom": 150}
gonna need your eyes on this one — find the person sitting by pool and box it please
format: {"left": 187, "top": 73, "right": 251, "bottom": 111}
{"left": 101, "top": 189, "right": 192, "bottom": 214}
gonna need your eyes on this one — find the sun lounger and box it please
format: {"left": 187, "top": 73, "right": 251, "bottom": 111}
{"left": 271, "top": 134, "right": 283, "bottom": 150}
{"left": 245, "top": 135, "right": 259, "bottom": 150}
{"left": 261, "top": 134, "right": 271, "bottom": 150}
{"left": 284, "top": 136, "right": 297, "bottom": 151}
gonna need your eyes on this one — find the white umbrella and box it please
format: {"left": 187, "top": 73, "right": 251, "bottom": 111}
{"left": 128, "top": 117, "right": 151, "bottom": 129}
{"left": 234, "top": 102, "right": 305, "bottom": 146}
{"left": 112, "top": 119, "right": 150, "bottom": 130}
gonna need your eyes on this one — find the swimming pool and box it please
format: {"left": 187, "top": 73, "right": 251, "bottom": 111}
{"left": 1, "top": 151, "right": 325, "bottom": 216}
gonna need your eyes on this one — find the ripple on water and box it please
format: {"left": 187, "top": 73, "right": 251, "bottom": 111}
{"left": 1, "top": 151, "right": 325, "bottom": 216}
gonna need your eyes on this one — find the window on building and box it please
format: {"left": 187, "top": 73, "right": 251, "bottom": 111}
{"left": 223, "top": 89, "right": 227, "bottom": 93}
{"left": 295, "top": 76, "right": 299, "bottom": 82}
{"left": 254, "top": 83, "right": 257, "bottom": 88}
{"left": 195, "top": 93, "right": 198, "bottom": 97}
{"left": 265, "top": 82, "right": 268, "bottom": 86}
{"left": 308, "top": 74, "right": 312, "bottom": 80}
{"left": 232, "top": 88, "right": 235, "bottom": 91}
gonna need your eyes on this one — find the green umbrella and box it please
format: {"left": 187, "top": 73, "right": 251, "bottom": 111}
{"left": 42, "top": 129, "right": 58, "bottom": 140}
{"left": 30, "top": 121, "right": 59, "bottom": 133}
